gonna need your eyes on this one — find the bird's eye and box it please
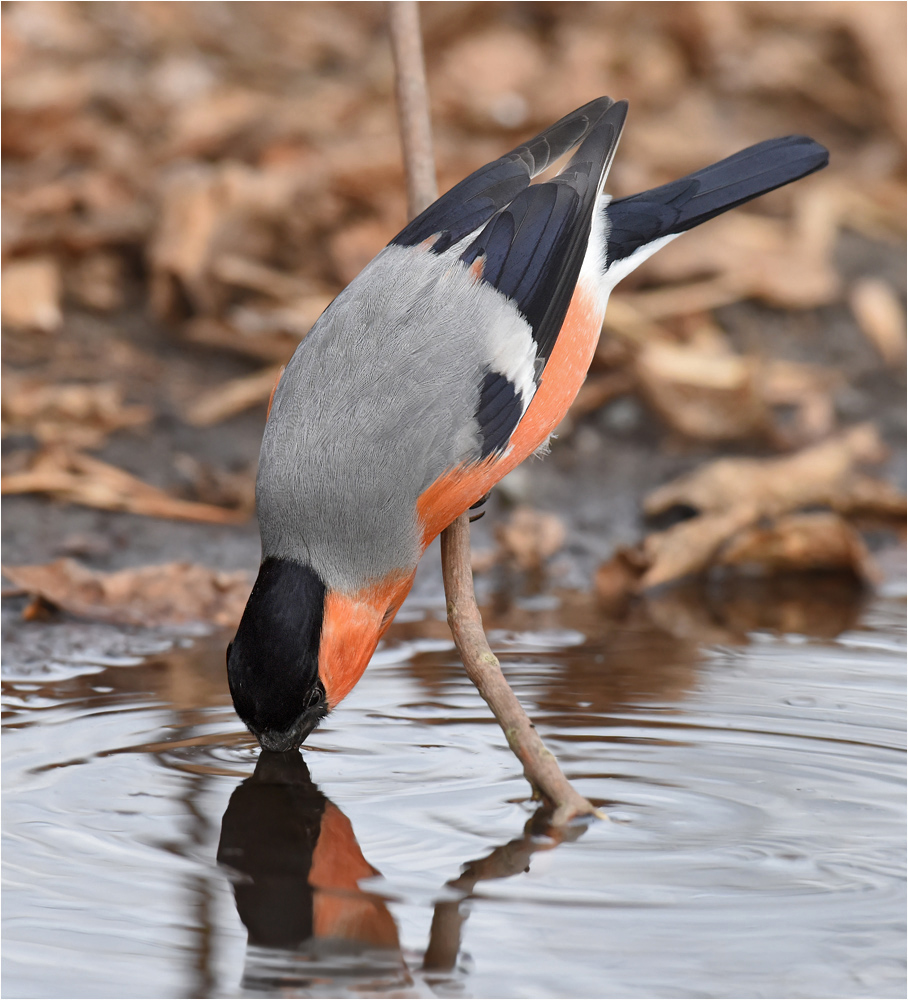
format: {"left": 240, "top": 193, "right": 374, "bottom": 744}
{"left": 307, "top": 688, "right": 323, "bottom": 709}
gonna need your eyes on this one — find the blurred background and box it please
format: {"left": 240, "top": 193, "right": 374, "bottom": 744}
{"left": 2, "top": 0, "right": 905, "bottom": 618}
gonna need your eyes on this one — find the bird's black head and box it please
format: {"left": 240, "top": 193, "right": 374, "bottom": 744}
{"left": 227, "top": 558, "right": 330, "bottom": 751}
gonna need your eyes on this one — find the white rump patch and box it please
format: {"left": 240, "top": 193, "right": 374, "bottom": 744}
{"left": 601, "top": 231, "right": 681, "bottom": 294}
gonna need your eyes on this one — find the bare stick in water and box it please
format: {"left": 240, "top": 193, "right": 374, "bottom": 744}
{"left": 388, "top": 0, "right": 599, "bottom": 826}
{"left": 440, "top": 516, "right": 599, "bottom": 825}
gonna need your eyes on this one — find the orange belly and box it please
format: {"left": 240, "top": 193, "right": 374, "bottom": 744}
{"left": 417, "top": 277, "right": 604, "bottom": 545}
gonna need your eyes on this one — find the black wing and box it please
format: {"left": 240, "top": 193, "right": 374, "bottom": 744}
{"left": 393, "top": 98, "right": 627, "bottom": 366}
{"left": 392, "top": 97, "right": 615, "bottom": 253}
{"left": 458, "top": 100, "right": 627, "bottom": 364}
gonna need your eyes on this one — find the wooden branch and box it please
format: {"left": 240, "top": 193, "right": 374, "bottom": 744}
{"left": 388, "top": 0, "right": 598, "bottom": 827}
{"left": 388, "top": 1, "right": 437, "bottom": 216}
{"left": 441, "top": 516, "right": 599, "bottom": 825}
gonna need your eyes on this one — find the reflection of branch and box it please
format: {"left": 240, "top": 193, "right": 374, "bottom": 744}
{"left": 388, "top": 0, "right": 596, "bottom": 827}
{"left": 423, "top": 803, "right": 586, "bottom": 973}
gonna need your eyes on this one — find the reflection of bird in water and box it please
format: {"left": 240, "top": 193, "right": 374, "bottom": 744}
{"left": 225, "top": 96, "right": 828, "bottom": 753}
{"left": 217, "top": 751, "right": 404, "bottom": 994}
{"left": 218, "top": 750, "right": 588, "bottom": 992}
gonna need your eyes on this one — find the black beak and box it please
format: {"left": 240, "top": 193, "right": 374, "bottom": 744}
{"left": 254, "top": 707, "right": 324, "bottom": 752}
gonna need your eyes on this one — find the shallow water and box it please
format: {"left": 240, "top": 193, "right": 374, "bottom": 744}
{"left": 3, "top": 577, "right": 906, "bottom": 1000}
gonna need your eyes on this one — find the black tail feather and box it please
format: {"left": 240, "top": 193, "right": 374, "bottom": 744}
{"left": 605, "top": 135, "right": 829, "bottom": 265}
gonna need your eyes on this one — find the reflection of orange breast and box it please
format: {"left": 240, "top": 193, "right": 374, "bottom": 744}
{"left": 417, "top": 278, "right": 604, "bottom": 545}
{"left": 310, "top": 803, "right": 400, "bottom": 948}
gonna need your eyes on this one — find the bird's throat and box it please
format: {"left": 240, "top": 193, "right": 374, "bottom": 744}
{"left": 318, "top": 570, "right": 416, "bottom": 708}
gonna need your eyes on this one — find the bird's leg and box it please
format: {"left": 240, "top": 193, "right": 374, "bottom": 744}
{"left": 468, "top": 490, "right": 491, "bottom": 522}
{"left": 440, "top": 512, "right": 602, "bottom": 827}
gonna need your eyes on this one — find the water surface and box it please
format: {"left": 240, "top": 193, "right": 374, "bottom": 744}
{"left": 3, "top": 577, "right": 905, "bottom": 999}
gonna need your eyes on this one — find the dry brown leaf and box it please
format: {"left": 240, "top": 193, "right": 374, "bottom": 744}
{"left": 639, "top": 505, "right": 760, "bottom": 591}
{"left": 184, "top": 366, "right": 282, "bottom": 427}
{"left": 830, "top": 474, "right": 908, "bottom": 521}
{"left": 495, "top": 506, "right": 567, "bottom": 572}
{"left": 1, "top": 447, "right": 247, "bottom": 524}
{"left": 594, "top": 547, "right": 649, "bottom": 611}
{"left": 599, "top": 294, "right": 667, "bottom": 344}
{"left": 849, "top": 278, "right": 906, "bottom": 366}
{"left": 148, "top": 165, "right": 229, "bottom": 318}
{"left": 1, "top": 256, "right": 62, "bottom": 332}
{"left": 435, "top": 28, "right": 545, "bottom": 127}
{"left": 2, "top": 376, "right": 152, "bottom": 448}
{"left": 182, "top": 317, "right": 298, "bottom": 361}
{"left": 164, "top": 86, "right": 272, "bottom": 158}
{"left": 148, "top": 161, "right": 303, "bottom": 319}
{"left": 635, "top": 342, "right": 769, "bottom": 441}
{"left": 760, "top": 359, "right": 840, "bottom": 444}
{"left": 5, "top": 201, "right": 152, "bottom": 258}
{"left": 718, "top": 512, "right": 880, "bottom": 584}
{"left": 832, "top": 0, "right": 907, "bottom": 141}
{"left": 634, "top": 341, "right": 840, "bottom": 445}
{"left": 598, "top": 423, "right": 900, "bottom": 595}
{"left": 2, "top": 559, "right": 251, "bottom": 627}
{"left": 171, "top": 454, "right": 255, "bottom": 513}
{"left": 645, "top": 424, "right": 889, "bottom": 519}
{"left": 640, "top": 572, "right": 865, "bottom": 643}
{"left": 616, "top": 279, "right": 742, "bottom": 323}
{"left": 641, "top": 586, "right": 743, "bottom": 646}
{"left": 567, "top": 370, "right": 636, "bottom": 422}
{"left": 226, "top": 295, "right": 333, "bottom": 341}
{"left": 66, "top": 252, "right": 125, "bottom": 312}
{"left": 329, "top": 220, "right": 392, "bottom": 287}
{"left": 210, "top": 254, "right": 316, "bottom": 301}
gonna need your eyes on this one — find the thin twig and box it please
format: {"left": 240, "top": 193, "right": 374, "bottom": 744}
{"left": 441, "top": 516, "right": 600, "bottom": 826}
{"left": 388, "top": 1, "right": 437, "bottom": 216}
{"left": 388, "top": 0, "right": 598, "bottom": 826}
